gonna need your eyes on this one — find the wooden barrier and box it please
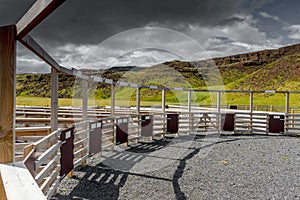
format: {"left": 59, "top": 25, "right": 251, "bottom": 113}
{"left": 0, "top": 163, "right": 46, "bottom": 200}
{"left": 152, "top": 112, "right": 167, "bottom": 138}
{"left": 23, "top": 130, "right": 61, "bottom": 198}
{"left": 73, "top": 121, "right": 89, "bottom": 168}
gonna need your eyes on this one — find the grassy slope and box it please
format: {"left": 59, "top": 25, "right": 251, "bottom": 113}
{"left": 16, "top": 50, "right": 300, "bottom": 108}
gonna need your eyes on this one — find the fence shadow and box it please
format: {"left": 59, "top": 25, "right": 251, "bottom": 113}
{"left": 54, "top": 133, "right": 295, "bottom": 199}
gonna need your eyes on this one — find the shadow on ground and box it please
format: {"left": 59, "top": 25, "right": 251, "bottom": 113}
{"left": 54, "top": 133, "right": 296, "bottom": 200}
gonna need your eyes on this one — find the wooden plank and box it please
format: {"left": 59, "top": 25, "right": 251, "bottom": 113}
{"left": 51, "top": 67, "right": 59, "bottom": 132}
{"left": 16, "top": 117, "right": 82, "bottom": 123}
{"left": 74, "top": 155, "right": 89, "bottom": 168}
{"left": 35, "top": 142, "right": 61, "bottom": 169}
{"left": 16, "top": 127, "right": 51, "bottom": 137}
{"left": 0, "top": 163, "right": 46, "bottom": 200}
{"left": 34, "top": 130, "right": 60, "bottom": 151}
{"left": 35, "top": 154, "right": 59, "bottom": 184}
{"left": 0, "top": 25, "right": 16, "bottom": 164}
{"left": 40, "top": 169, "right": 59, "bottom": 194}
{"left": 0, "top": 174, "right": 6, "bottom": 200}
{"left": 19, "top": 35, "right": 60, "bottom": 71}
{"left": 16, "top": 0, "right": 65, "bottom": 38}
{"left": 74, "top": 129, "right": 89, "bottom": 138}
{"left": 74, "top": 138, "right": 88, "bottom": 149}
{"left": 74, "top": 120, "right": 89, "bottom": 128}
{"left": 45, "top": 177, "right": 60, "bottom": 199}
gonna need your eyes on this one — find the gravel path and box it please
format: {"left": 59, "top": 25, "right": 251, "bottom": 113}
{"left": 53, "top": 134, "right": 300, "bottom": 200}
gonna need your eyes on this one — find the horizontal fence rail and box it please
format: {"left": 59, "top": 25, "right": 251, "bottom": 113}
{"left": 10, "top": 107, "right": 299, "bottom": 199}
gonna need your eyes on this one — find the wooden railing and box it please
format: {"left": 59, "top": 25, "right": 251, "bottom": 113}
{"left": 23, "top": 130, "right": 61, "bottom": 199}
{"left": 5, "top": 108, "right": 299, "bottom": 199}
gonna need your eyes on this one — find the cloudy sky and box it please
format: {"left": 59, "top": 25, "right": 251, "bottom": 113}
{"left": 1, "top": 0, "right": 300, "bottom": 73}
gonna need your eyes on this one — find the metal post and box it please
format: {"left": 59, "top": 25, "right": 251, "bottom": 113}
{"left": 82, "top": 79, "right": 88, "bottom": 120}
{"left": 110, "top": 84, "right": 115, "bottom": 116}
{"left": 50, "top": 67, "right": 58, "bottom": 132}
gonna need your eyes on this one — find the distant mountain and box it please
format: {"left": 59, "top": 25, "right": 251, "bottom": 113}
{"left": 16, "top": 43, "right": 300, "bottom": 100}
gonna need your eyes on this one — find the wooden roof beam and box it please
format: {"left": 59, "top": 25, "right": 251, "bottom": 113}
{"left": 19, "top": 34, "right": 62, "bottom": 71}
{"left": 16, "top": 0, "right": 65, "bottom": 38}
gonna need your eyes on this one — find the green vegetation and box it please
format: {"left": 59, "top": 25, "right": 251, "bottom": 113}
{"left": 16, "top": 44, "right": 300, "bottom": 110}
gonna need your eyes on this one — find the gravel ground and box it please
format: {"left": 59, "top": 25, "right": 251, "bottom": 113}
{"left": 53, "top": 134, "right": 300, "bottom": 200}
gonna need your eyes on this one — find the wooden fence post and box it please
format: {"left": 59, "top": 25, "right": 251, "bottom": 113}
{"left": 188, "top": 90, "right": 192, "bottom": 132}
{"left": 217, "top": 92, "right": 221, "bottom": 133}
{"left": 0, "top": 25, "right": 16, "bottom": 164}
{"left": 285, "top": 92, "right": 290, "bottom": 134}
{"left": 249, "top": 92, "right": 253, "bottom": 133}
{"left": 82, "top": 79, "right": 88, "bottom": 121}
{"left": 50, "top": 67, "right": 58, "bottom": 132}
{"left": 110, "top": 84, "right": 115, "bottom": 116}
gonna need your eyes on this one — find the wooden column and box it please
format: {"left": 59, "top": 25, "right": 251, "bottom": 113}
{"left": 161, "top": 89, "right": 166, "bottom": 138}
{"left": 217, "top": 92, "right": 221, "bottom": 132}
{"left": 110, "top": 84, "right": 115, "bottom": 116}
{"left": 188, "top": 91, "right": 192, "bottom": 113}
{"left": 285, "top": 92, "right": 289, "bottom": 114}
{"left": 0, "top": 25, "right": 16, "bottom": 164}
{"left": 162, "top": 89, "right": 166, "bottom": 112}
{"left": 285, "top": 92, "right": 290, "bottom": 134}
{"left": 249, "top": 92, "right": 254, "bottom": 133}
{"left": 136, "top": 87, "right": 140, "bottom": 115}
{"left": 50, "top": 67, "right": 58, "bottom": 132}
{"left": 82, "top": 79, "right": 88, "bottom": 120}
{"left": 188, "top": 90, "right": 192, "bottom": 132}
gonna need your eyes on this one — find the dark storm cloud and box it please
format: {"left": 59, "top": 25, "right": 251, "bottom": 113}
{"left": 218, "top": 16, "right": 247, "bottom": 26}
{"left": 0, "top": 0, "right": 289, "bottom": 73}
{"left": 15, "top": 0, "right": 244, "bottom": 45}
{"left": 0, "top": 0, "right": 35, "bottom": 26}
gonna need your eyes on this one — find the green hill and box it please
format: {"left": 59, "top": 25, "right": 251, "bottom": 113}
{"left": 16, "top": 43, "right": 300, "bottom": 107}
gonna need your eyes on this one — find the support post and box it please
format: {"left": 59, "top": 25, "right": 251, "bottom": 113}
{"left": 285, "top": 92, "right": 290, "bottom": 134}
{"left": 0, "top": 25, "right": 16, "bottom": 164}
{"left": 285, "top": 92, "right": 289, "bottom": 114}
{"left": 217, "top": 92, "right": 221, "bottom": 133}
{"left": 249, "top": 92, "right": 253, "bottom": 133}
{"left": 50, "top": 67, "right": 58, "bottom": 132}
{"left": 136, "top": 87, "right": 141, "bottom": 139}
{"left": 162, "top": 89, "right": 166, "bottom": 112}
{"left": 82, "top": 79, "right": 88, "bottom": 121}
{"left": 110, "top": 84, "right": 115, "bottom": 116}
{"left": 136, "top": 87, "right": 140, "bottom": 115}
{"left": 162, "top": 89, "right": 166, "bottom": 138}
{"left": 188, "top": 90, "right": 192, "bottom": 132}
